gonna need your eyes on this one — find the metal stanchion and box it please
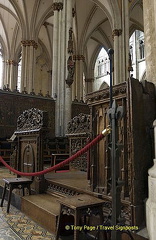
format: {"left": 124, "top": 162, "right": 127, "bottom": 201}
{"left": 107, "top": 49, "right": 123, "bottom": 240}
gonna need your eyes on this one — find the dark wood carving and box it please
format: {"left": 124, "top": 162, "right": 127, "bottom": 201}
{"left": 86, "top": 78, "right": 156, "bottom": 227}
{"left": 66, "top": 113, "right": 90, "bottom": 171}
{"left": 67, "top": 113, "right": 90, "bottom": 134}
{"left": 71, "top": 101, "right": 90, "bottom": 118}
{"left": 0, "top": 90, "right": 55, "bottom": 139}
{"left": 17, "top": 108, "right": 48, "bottom": 131}
{"left": 15, "top": 108, "right": 48, "bottom": 194}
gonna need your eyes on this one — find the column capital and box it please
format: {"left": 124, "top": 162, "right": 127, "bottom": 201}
{"left": 73, "top": 55, "right": 85, "bottom": 62}
{"left": 21, "top": 40, "right": 38, "bottom": 49}
{"left": 6, "top": 59, "right": 17, "bottom": 66}
{"left": 52, "top": 2, "right": 63, "bottom": 11}
{"left": 112, "top": 29, "right": 122, "bottom": 39}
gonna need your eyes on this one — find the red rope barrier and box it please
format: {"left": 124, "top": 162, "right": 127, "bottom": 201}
{"left": 0, "top": 133, "right": 105, "bottom": 177}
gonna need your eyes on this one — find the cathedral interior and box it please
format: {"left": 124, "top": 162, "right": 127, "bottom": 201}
{"left": 0, "top": 0, "right": 156, "bottom": 239}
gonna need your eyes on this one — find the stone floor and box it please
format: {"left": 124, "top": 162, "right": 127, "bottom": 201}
{"left": 0, "top": 200, "right": 93, "bottom": 240}
{"left": 0, "top": 200, "right": 56, "bottom": 240}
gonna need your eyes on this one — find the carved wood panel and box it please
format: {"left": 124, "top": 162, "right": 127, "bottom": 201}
{"left": 66, "top": 113, "right": 90, "bottom": 171}
{"left": 86, "top": 78, "right": 156, "bottom": 227}
{"left": 0, "top": 90, "right": 55, "bottom": 138}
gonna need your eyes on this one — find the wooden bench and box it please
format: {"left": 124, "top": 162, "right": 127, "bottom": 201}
{"left": 0, "top": 178, "right": 32, "bottom": 213}
{"left": 56, "top": 194, "right": 105, "bottom": 240}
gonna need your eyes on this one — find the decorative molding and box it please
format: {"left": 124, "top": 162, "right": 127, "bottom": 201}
{"left": 43, "top": 22, "right": 50, "bottom": 28}
{"left": 47, "top": 183, "right": 80, "bottom": 196}
{"left": 6, "top": 59, "right": 17, "bottom": 66}
{"left": 21, "top": 40, "right": 38, "bottom": 49}
{"left": 112, "top": 29, "right": 122, "bottom": 39}
{"left": 86, "top": 82, "right": 126, "bottom": 104}
{"left": 52, "top": 2, "right": 63, "bottom": 11}
{"left": 73, "top": 55, "right": 85, "bottom": 62}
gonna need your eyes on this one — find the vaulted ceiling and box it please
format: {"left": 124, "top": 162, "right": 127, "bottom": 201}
{"left": 0, "top": 0, "right": 143, "bottom": 67}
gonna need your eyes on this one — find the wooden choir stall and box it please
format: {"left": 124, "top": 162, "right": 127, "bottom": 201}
{"left": 14, "top": 108, "right": 48, "bottom": 193}
{"left": 86, "top": 78, "right": 156, "bottom": 227}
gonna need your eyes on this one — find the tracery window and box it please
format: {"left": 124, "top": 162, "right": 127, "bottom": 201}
{"left": 0, "top": 43, "right": 3, "bottom": 89}
{"left": 139, "top": 40, "right": 144, "bottom": 59}
{"left": 17, "top": 53, "right": 22, "bottom": 91}
{"left": 95, "top": 48, "right": 109, "bottom": 78}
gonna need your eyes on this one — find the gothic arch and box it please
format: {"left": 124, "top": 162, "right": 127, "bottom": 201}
{"left": 78, "top": 1, "right": 114, "bottom": 55}
{"left": 35, "top": 8, "right": 54, "bottom": 40}
{"left": 9, "top": 0, "right": 26, "bottom": 39}
{"left": 99, "top": 81, "right": 109, "bottom": 90}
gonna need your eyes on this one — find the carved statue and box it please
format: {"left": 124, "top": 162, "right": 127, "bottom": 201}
{"left": 66, "top": 56, "right": 75, "bottom": 86}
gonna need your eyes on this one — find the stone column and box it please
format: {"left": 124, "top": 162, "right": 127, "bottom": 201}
{"left": 73, "top": 55, "right": 85, "bottom": 100}
{"left": 120, "top": 0, "right": 129, "bottom": 82}
{"left": 3, "top": 59, "right": 17, "bottom": 90}
{"left": 6, "top": 60, "right": 11, "bottom": 87}
{"left": 52, "top": 1, "right": 64, "bottom": 136}
{"left": 143, "top": 0, "right": 156, "bottom": 83}
{"left": 51, "top": 2, "right": 60, "bottom": 98}
{"left": 51, "top": 0, "right": 73, "bottom": 136}
{"left": 1, "top": 60, "right": 6, "bottom": 88}
{"left": 85, "top": 78, "right": 93, "bottom": 94}
{"left": 21, "top": 40, "right": 38, "bottom": 93}
{"left": 9, "top": 60, "right": 18, "bottom": 90}
{"left": 112, "top": 29, "right": 122, "bottom": 85}
{"left": 146, "top": 120, "right": 156, "bottom": 240}
{"left": 64, "top": 0, "right": 74, "bottom": 134}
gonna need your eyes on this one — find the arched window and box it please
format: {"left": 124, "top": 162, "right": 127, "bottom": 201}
{"left": 93, "top": 48, "right": 110, "bottom": 91}
{"left": 0, "top": 43, "right": 4, "bottom": 89}
{"left": 129, "top": 30, "right": 145, "bottom": 80}
{"left": 95, "top": 48, "right": 109, "bottom": 78}
{"left": 17, "top": 53, "right": 22, "bottom": 91}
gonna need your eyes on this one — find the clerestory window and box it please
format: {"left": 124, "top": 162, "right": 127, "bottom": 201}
{"left": 0, "top": 43, "right": 3, "bottom": 89}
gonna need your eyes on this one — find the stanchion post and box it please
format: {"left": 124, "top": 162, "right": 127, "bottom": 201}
{"left": 108, "top": 101, "right": 123, "bottom": 240}
{"left": 107, "top": 49, "right": 124, "bottom": 240}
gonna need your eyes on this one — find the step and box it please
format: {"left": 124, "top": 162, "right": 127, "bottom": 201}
{"left": 21, "top": 193, "right": 62, "bottom": 233}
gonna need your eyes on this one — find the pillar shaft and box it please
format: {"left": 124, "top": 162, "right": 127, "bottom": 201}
{"left": 21, "top": 40, "right": 37, "bottom": 93}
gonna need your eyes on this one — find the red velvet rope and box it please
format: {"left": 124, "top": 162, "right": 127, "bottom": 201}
{"left": 0, "top": 133, "right": 104, "bottom": 176}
